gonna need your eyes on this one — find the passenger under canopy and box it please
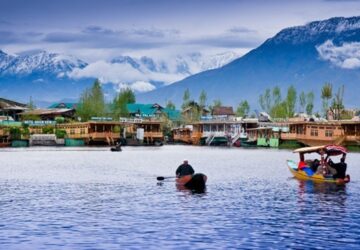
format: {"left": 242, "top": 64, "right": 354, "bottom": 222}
{"left": 288, "top": 144, "right": 350, "bottom": 184}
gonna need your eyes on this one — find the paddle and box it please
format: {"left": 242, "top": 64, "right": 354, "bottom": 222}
{"left": 156, "top": 176, "right": 177, "bottom": 181}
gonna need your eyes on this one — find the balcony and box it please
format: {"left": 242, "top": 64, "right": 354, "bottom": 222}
{"left": 144, "top": 132, "right": 163, "bottom": 138}
{"left": 90, "top": 132, "right": 121, "bottom": 139}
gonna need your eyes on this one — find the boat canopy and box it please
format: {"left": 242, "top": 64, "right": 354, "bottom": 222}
{"left": 293, "top": 145, "right": 348, "bottom": 155}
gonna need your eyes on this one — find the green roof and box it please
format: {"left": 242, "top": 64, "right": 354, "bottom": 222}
{"left": 126, "top": 103, "right": 181, "bottom": 120}
{"left": 162, "top": 108, "right": 181, "bottom": 120}
{"left": 48, "top": 103, "right": 78, "bottom": 109}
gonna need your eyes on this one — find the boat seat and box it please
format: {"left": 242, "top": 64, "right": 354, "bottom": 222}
{"left": 302, "top": 167, "right": 314, "bottom": 176}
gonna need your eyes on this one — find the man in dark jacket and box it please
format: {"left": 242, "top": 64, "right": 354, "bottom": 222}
{"left": 331, "top": 156, "right": 347, "bottom": 179}
{"left": 176, "top": 160, "right": 195, "bottom": 177}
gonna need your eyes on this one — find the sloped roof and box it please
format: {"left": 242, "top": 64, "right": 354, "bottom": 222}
{"left": 127, "top": 103, "right": 159, "bottom": 116}
{"left": 182, "top": 106, "right": 210, "bottom": 113}
{"left": 127, "top": 103, "right": 181, "bottom": 120}
{"left": 0, "top": 98, "right": 28, "bottom": 110}
{"left": 163, "top": 108, "right": 181, "bottom": 120}
{"left": 212, "top": 106, "right": 234, "bottom": 116}
{"left": 20, "top": 108, "right": 74, "bottom": 116}
{"left": 48, "top": 102, "right": 78, "bottom": 109}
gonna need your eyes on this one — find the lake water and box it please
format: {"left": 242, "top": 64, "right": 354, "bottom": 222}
{"left": 0, "top": 145, "right": 359, "bottom": 249}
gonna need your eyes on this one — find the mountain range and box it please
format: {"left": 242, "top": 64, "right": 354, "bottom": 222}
{"left": 138, "top": 16, "right": 360, "bottom": 109}
{"left": 1, "top": 16, "right": 360, "bottom": 110}
{"left": 0, "top": 49, "right": 238, "bottom": 106}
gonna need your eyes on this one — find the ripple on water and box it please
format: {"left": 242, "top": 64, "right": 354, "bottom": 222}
{"left": 0, "top": 146, "right": 360, "bottom": 249}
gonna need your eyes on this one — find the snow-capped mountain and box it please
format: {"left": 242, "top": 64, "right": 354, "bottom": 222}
{"left": 138, "top": 16, "right": 360, "bottom": 108}
{"left": 0, "top": 49, "right": 238, "bottom": 103}
{"left": 110, "top": 52, "right": 239, "bottom": 75}
{"left": 0, "top": 50, "right": 88, "bottom": 76}
{"left": 272, "top": 16, "right": 360, "bottom": 44}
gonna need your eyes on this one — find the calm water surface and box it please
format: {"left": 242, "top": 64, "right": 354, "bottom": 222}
{"left": 0, "top": 146, "right": 359, "bottom": 249}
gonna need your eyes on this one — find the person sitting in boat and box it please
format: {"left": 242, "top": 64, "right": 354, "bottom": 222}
{"left": 176, "top": 160, "right": 195, "bottom": 177}
{"left": 329, "top": 155, "right": 347, "bottom": 179}
{"left": 310, "top": 159, "right": 320, "bottom": 173}
{"left": 298, "top": 153, "right": 307, "bottom": 169}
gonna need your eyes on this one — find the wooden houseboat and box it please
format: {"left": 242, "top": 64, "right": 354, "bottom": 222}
{"left": 246, "top": 124, "right": 288, "bottom": 147}
{"left": 172, "top": 127, "right": 192, "bottom": 144}
{"left": 0, "top": 125, "right": 10, "bottom": 147}
{"left": 191, "top": 119, "right": 258, "bottom": 146}
{"left": 56, "top": 121, "right": 121, "bottom": 146}
{"left": 245, "top": 120, "right": 360, "bottom": 148}
{"left": 281, "top": 121, "right": 360, "bottom": 147}
{"left": 121, "top": 118, "right": 164, "bottom": 146}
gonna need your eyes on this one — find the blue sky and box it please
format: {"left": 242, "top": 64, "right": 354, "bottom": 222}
{"left": 1, "top": 0, "right": 360, "bottom": 62}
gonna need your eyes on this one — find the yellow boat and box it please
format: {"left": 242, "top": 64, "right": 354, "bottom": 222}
{"left": 287, "top": 145, "right": 350, "bottom": 184}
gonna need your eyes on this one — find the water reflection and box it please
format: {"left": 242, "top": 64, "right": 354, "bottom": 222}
{"left": 297, "top": 180, "right": 347, "bottom": 195}
{"left": 176, "top": 183, "right": 207, "bottom": 195}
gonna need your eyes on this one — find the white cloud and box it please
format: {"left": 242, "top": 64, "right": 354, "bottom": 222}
{"left": 69, "top": 60, "right": 147, "bottom": 83}
{"left": 342, "top": 58, "right": 360, "bottom": 69}
{"left": 129, "top": 81, "right": 156, "bottom": 92}
{"left": 68, "top": 59, "right": 187, "bottom": 91}
{"left": 316, "top": 40, "right": 360, "bottom": 69}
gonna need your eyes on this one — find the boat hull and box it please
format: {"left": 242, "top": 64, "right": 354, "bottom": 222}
{"left": 287, "top": 160, "right": 350, "bottom": 184}
{"left": 176, "top": 174, "right": 207, "bottom": 190}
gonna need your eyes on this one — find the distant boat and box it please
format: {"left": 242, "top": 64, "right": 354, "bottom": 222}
{"left": 241, "top": 139, "right": 257, "bottom": 147}
{"left": 110, "top": 144, "right": 122, "bottom": 152}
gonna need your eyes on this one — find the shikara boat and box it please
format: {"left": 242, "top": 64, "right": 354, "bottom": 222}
{"left": 110, "top": 144, "right": 122, "bottom": 152}
{"left": 176, "top": 173, "right": 207, "bottom": 190}
{"left": 287, "top": 145, "right": 350, "bottom": 184}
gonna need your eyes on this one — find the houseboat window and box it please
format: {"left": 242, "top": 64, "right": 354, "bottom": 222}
{"left": 325, "top": 130, "right": 333, "bottom": 137}
{"left": 296, "top": 127, "right": 304, "bottom": 134}
{"left": 80, "top": 128, "right": 85, "bottom": 134}
{"left": 319, "top": 126, "right": 324, "bottom": 129}
{"left": 310, "top": 129, "right": 318, "bottom": 136}
{"left": 70, "top": 129, "right": 75, "bottom": 135}
{"left": 204, "top": 124, "right": 210, "bottom": 132}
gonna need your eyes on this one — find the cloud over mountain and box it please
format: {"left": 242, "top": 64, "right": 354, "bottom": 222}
{"left": 316, "top": 40, "right": 360, "bottom": 69}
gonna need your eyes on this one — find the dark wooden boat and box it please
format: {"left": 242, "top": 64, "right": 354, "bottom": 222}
{"left": 176, "top": 173, "right": 207, "bottom": 190}
{"left": 110, "top": 146, "right": 122, "bottom": 152}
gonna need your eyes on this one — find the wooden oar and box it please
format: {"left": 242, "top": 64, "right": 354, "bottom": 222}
{"left": 156, "top": 176, "right": 177, "bottom": 181}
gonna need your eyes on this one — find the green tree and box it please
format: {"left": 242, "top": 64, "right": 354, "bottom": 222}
{"left": 259, "top": 88, "right": 271, "bottom": 114}
{"left": 112, "top": 87, "right": 136, "bottom": 118}
{"left": 77, "top": 79, "right": 106, "bottom": 121}
{"left": 306, "top": 91, "right": 314, "bottom": 115}
{"left": 331, "top": 85, "right": 345, "bottom": 120}
{"left": 181, "top": 88, "right": 191, "bottom": 110}
{"left": 321, "top": 83, "right": 333, "bottom": 118}
{"left": 199, "top": 90, "right": 207, "bottom": 108}
{"left": 299, "top": 91, "right": 306, "bottom": 113}
{"left": 236, "top": 100, "right": 250, "bottom": 117}
{"left": 165, "top": 100, "right": 176, "bottom": 110}
{"left": 213, "top": 99, "right": 222, "bottom": 108}
{"left": 272, "top": 86, "right": 282, "bottom": 106}
{"left": 285, "top": 85, "right": 297, "bottom": 117}
{"left": 27, "top": 96, "right": 36, "bottom": 110}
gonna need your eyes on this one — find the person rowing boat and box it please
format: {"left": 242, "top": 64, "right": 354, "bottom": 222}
{"left": 175, "top": 160, "right": 207, "bottom": 190}
{"left": 176, "top": 159, "right": 194, "bottom": 177}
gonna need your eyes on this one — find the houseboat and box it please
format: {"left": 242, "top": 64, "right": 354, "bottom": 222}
{"left": 57, "top": 121, "right": 121, "bottom": 146}
{"left": 172, "top": 127, "right": 192, "bottom": 144}
{"left": 191, "top": 119, "right": 258, "bottom": 146}
{"left": 280, "top": 121, "right": 360, "bottom": 147}
{"left": 121, "top": 118, "right": 164, "bottom": 146}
